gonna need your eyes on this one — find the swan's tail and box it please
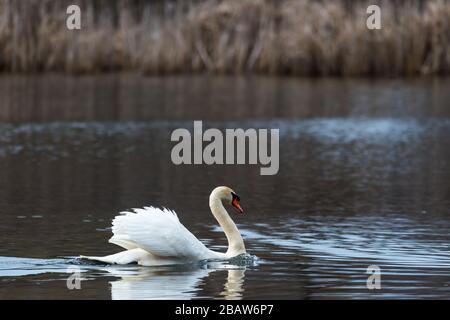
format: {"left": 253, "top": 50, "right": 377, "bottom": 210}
{"left": 79, "top": 248, "right": 149, "bottom": 265}
{"left": 79, "top": 255, "right": 116, "bottom": 264}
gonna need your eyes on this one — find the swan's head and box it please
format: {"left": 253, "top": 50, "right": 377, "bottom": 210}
{"left": 211, "top": 186, "right": 244, "bottom": 214}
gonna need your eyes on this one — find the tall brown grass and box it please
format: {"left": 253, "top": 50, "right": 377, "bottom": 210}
{"left": 0, "top": 0, "right": 449, "bottom": 76}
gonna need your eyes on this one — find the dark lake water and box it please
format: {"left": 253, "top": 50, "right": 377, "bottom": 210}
{"left": 0, "top": 75, "right": 449, "bottom": 299}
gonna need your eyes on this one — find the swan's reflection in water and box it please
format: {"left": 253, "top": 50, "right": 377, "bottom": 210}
{"left": 105, "top": 261, "right": 250, "bottom": 300}
{"left": 220, "top": 269, "right": 246, "bottom": 300}
{"left": 109, "top": 267, "right": 212, "bottom": 300}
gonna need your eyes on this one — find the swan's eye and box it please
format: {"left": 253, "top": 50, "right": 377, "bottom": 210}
{"left": 231, "top": 192, "right": 240, "bottom": 202}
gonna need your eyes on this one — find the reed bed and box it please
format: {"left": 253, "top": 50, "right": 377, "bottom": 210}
{"left": 0, "top": 0, "right": 449, "bottom": 76}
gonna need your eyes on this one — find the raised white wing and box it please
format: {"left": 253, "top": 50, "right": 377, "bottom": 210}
{"left": 109, "top": 207, "right": 213, "bottom": 260}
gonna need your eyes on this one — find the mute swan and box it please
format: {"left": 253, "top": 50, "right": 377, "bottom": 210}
{"left": 80, "top": 186, "right": 245, "bottom": 266}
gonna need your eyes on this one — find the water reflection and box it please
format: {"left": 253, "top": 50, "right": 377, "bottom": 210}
{"left": 220, "top": 269, "right": 246, "bottom": 300}
{"left": 108, "top": 266, "right": 213, "bottom": 300}
{"left": 107, "top": 265, "right": 246, "bottom": 300}
{"left": 0, "top": 75, "right": 449, "bottom": 122}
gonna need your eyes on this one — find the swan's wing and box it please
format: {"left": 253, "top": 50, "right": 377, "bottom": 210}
{"left": 109, "top": 207, "right": 212, "bottom": 260}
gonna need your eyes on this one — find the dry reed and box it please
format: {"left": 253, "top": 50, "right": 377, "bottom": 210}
{"left": 0, "top": 0, "right": 449, "bottom": 76}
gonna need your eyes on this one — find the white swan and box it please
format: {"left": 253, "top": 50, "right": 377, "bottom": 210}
{"left": 80, "top": 186, "right": 245, "bottom": 266}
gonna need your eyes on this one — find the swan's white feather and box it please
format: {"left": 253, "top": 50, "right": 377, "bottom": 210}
{"left": 109, "top": 206, "right": 214, "bottom": 260}
{"left": 81, "top": 248, "right": 150, "bottom": 265}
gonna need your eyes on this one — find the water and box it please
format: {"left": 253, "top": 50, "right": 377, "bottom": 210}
{"left": 0, "top": 75, "right": 449, "bottom": 299}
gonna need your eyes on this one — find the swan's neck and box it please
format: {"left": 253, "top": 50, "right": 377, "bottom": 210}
{"left": 209, "top": 198, "right": 246, "bottom": 257}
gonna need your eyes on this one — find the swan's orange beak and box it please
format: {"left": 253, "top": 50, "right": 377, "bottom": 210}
{"left": 232, "top": 198, "right": 244, "bottom": 213}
